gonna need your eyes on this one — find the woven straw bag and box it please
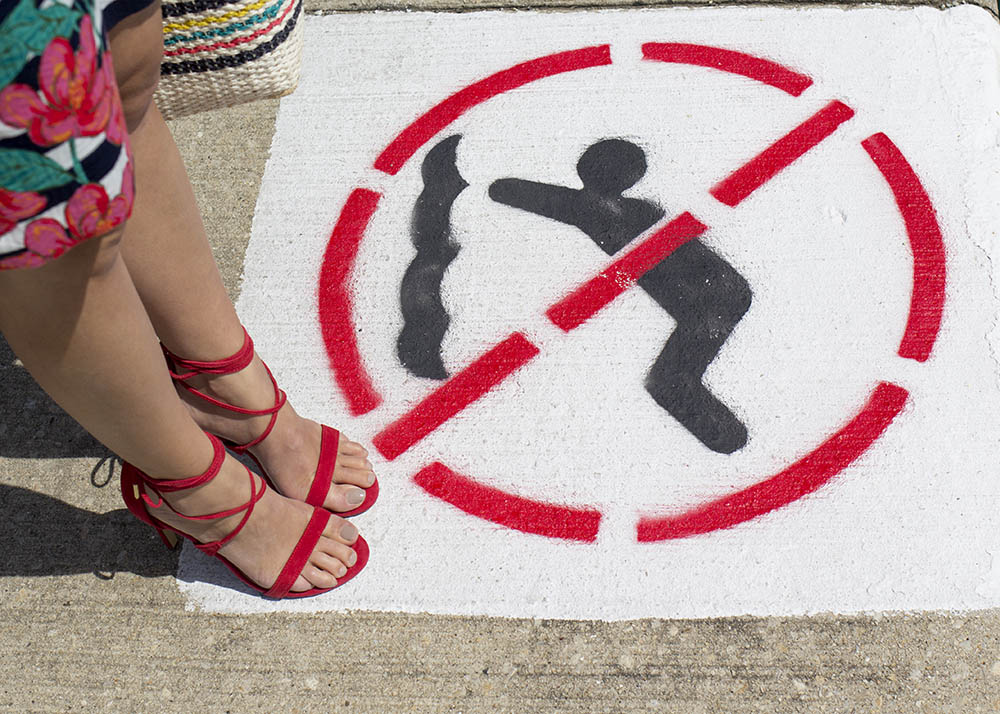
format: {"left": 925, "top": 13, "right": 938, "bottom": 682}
{"left": 153, "top": 0, "right": 304, "bottom": 120}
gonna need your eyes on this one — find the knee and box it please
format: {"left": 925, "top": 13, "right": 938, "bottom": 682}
{"left": 713, "top": 269, "right": 752, "bottom": 324}
{"left": 108, "top": 4, "right": 164, "bottom": 133}
{"left": 727, "top": 272, "right": 753, "bottom": 320}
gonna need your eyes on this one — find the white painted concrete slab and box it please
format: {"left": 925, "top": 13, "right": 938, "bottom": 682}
{"left": 178, "top": 6, "right": 1000, "bottom": 618}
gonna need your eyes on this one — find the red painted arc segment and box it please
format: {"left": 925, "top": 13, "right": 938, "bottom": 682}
{"left": 317, "top": 188, "right": 383, "bottom": 416}
{"left": 711, "top": 100, "right": 855, "bottom": 207}
{"left": 636, "top": 381, "right": 909, "bottom": 542}
{"left": 414, "top": 462, "right": 602, "bottom": 543}
{"left": 642, "top": 43, "right": 813, "bottom": 97}
{"left": 373, "top": 332, "right": 541, "bottom": 460}
{"left": 547, "top": 212, "right": 708, "bottom": 331}
{"left": 861, "top": 133, "right": 946, "bottom": 363}
{"left": 373, "top": 45, "right": 613, "bottom": 176}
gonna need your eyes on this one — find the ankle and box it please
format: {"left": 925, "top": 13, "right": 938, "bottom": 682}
{"left": 181, "top": 357, "right": 278, "bottom": 413}
{"left": 160, "top": 324, "right": 248, "bottom": 370}
{"left": 149, "top": 453, "right": 258, "bottom": 540}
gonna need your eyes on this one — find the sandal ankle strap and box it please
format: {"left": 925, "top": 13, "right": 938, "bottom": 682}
{"left": 163, "top": 327, "right": 255, "bottom": 378}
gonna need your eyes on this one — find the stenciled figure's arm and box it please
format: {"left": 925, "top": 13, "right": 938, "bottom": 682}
{"left": 489, "top": 179, "right": 584, "bottom": 228}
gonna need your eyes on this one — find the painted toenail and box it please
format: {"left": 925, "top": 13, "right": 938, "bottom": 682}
{"left": 336, "top": 564, "right": 347, "bottom": 577}
{"left": 347, "top": 488, "right": 365, "bottom": 505}
{"left": 365, "top": 472, "right": 375, "bottom": 486}
{"left": 348, "top": 550, "right": 358, "bottom": 566}
{"left": 340, "top": 522, "right": 358, "bottom": 541}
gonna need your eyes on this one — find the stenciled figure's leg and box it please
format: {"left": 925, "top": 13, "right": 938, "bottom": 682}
{"left": 398, "top": 135, "right": 467, "bottom": 379}
{"left": 640, "top": 241, "right": 752, "bottom": 454}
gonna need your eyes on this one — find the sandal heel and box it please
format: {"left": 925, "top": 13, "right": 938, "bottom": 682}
{"left": 160, "top": 529, "right": 180, "bottom": 549}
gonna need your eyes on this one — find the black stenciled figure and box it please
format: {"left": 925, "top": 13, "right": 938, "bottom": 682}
{"left": 397, "top": 135, "right": 467, "bottom": 380}
{"left": 489, "top": 139, "right": 752, "bottom": 454}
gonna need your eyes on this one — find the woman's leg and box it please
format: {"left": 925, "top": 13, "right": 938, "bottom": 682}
{"left": 0, "top": 230, "right": 361, "bottom": 593}
{"left": 108, "top": 8, "right": 375, "bottom": 514}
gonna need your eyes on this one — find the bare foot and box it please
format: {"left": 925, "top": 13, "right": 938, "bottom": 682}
{"left": 145, "top": 451, "right": 361, "bottom": 593}
{"left": 172, "top": 353, "right": 376, "bottom": 513}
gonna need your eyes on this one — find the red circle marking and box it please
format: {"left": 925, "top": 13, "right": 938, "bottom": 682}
{"left": 318, "top": 45, "right": 941, "bottom": 542}
{"left": 636, "top": 382, "right": 908, "bottom": 541}
{"left": 862, "top": 133, "right": 946, "bottom": 363}
{"left": 317, "top": 187, "right": 382, "bottom": 416}
{"left": 642, "top": 43, "right": 814, "bottom": 96}
{"left": 414, "top": 462, "right": 602, "bottom": 543}
{"left": 374, "top": 45, "right": 613, "bottom": 176}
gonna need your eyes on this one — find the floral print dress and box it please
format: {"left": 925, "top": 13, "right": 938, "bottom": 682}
{"left": 0, "top": 0, "right": 133, "bottom": 270}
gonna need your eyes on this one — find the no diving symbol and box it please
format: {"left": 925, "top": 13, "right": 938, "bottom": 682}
{"left": 317, "top": 43, "right": 946, "bottom": 544}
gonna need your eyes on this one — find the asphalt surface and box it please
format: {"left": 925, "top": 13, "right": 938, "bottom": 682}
{"left": 3, "top": 4, "right": 1000, "bottom": 712}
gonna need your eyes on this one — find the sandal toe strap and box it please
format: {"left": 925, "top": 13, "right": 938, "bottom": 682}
{"left": 264, "top": 507, "right": 332, "bottom": 599}
{"left": 304, "top": 425, "right": 340, "bottom": 508}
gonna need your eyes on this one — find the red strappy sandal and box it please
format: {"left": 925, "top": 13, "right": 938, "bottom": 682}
{"left": 161, "top": 328, "right": 378, "bottom": 517}
{"left": 120, "top": 432, "right": 368, "bottom": 599}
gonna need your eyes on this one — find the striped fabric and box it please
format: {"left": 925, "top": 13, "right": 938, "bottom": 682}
{"left": 154, "top": 0, "right": 303, "bottom": 119}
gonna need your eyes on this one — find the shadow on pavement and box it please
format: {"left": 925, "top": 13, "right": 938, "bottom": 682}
{"left": 0, "top": 483, "right": 176, "bottom": 579}
{"left": 0, "top": 336, "right": 106, "bottom": 459}
{"left": 0, "top": 338, "right": 263, "bottom": 592}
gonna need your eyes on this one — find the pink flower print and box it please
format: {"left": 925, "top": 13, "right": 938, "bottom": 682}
{"left": 0, "top": 188, "right": 46, "bottom": 234}
{"left": 0, "top": 251, "right": 47, "bottom": 269}
{"left": 0, "top": 217, "right": 77, "bottom": 270}
{"left": 65, "top": 171, "right": 131, "bottom": 240}
{"left": 23, "top": 217, "right": 75, "bottom": 259}
{"left": 0, "top": 16, "right": 112, "bottom": 146}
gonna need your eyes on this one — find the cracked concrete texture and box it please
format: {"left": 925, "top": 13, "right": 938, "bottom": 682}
{"left": 3, "top": 6, "right": 1000, "bottom": 712}
{"left": 305, "top": 0, "right": 998, "bottom": 18}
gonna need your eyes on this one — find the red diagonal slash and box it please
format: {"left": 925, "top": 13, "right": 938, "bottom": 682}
{"left": 373, "top": 101, "right": 854, "bottom": 462}
{"left": 711, "top": 100, "right": 855, "bottom": 207}
{"left": 547, "top": 213, "right": 707, "bottom": 331}
{"left": 373, "top": 214, "right": 705, "bottom": 461}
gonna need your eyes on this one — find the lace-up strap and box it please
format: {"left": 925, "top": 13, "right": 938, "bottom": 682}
{"left": 161, "top": 327, "right": 288, "bottom": 453}
{"left": 192, "top": 469, "right": 266, "bottom": 557}
{"left": 134, "top": 434, "right": 267, "bottom": 557}
{"left": 131, "top": 434, "right": 228, "bottom": 508}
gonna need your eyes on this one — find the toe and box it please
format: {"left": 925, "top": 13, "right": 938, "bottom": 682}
{"left": 336, "top": 454, "right": 371, "bottom": 472}
{"left": 338, "top": 436, "right": 368, "bottom": 458}
{"left": 333, "top": 455, "right": 376, "bottom": 489}
{"left": 291, "top": 536, "right": 356, "bottom": 591}
{"left": 312, "top": 546, "right": 354, "bottom": 577}
{"left": 323, "top": 515, "right": 359, "bottom": 546}
{"left": 299, "top": 563, "right": 338, "bottom": 590}
{"left": 323, "top": 484, "right": 369, "bottom": 513}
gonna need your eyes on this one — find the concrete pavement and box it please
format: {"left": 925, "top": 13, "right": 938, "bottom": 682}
{"left": 3, "top": 3, "right": 1000, "bottom": 711}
